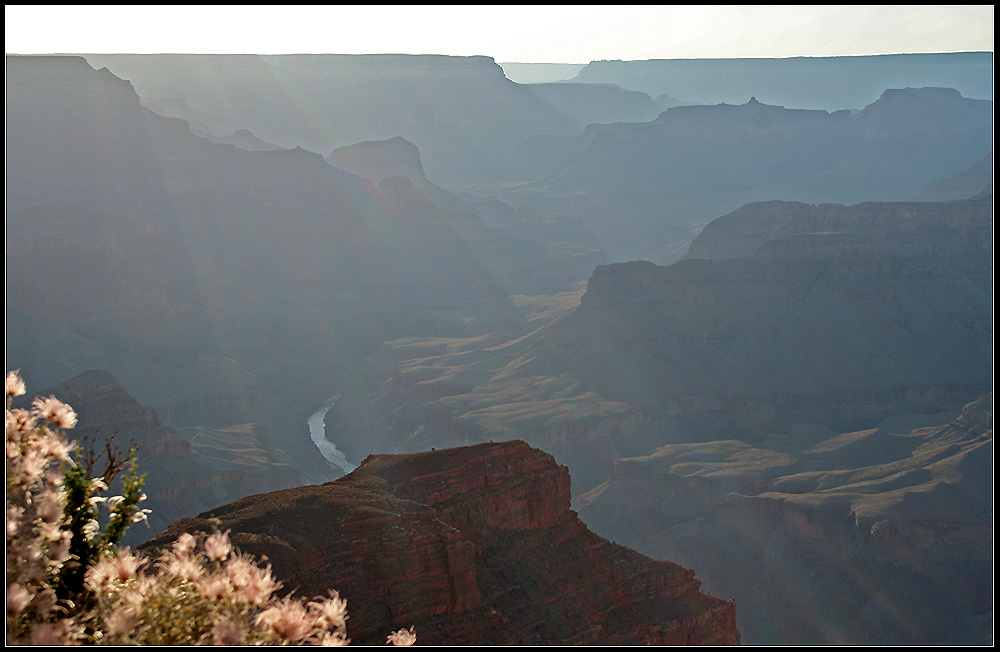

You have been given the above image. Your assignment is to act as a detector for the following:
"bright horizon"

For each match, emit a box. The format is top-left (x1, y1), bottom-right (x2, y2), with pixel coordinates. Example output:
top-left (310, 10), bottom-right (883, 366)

top-left (5, 5), bottom-right (994, 63)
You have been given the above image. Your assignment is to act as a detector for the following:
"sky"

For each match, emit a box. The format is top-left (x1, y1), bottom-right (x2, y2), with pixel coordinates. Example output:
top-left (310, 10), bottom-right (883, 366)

top-left (5, 5), bottom-right (994, 62)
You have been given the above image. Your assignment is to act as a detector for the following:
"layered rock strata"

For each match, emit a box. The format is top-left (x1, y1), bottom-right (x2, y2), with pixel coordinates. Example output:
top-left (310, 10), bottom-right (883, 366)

top-left (144, 440), bottom-right (740, 645)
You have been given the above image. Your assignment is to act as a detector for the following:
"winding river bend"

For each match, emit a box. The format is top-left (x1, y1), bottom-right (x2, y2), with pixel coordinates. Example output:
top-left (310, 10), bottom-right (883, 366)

top-left (307, 394), bottom-right (356, 476)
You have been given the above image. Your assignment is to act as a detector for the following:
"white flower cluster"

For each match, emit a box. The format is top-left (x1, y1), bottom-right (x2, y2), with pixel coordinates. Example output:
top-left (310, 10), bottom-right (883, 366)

top-left (82, 530), bottom-right (356, 646)
top-left (6, 371), bottom-right (79, 644)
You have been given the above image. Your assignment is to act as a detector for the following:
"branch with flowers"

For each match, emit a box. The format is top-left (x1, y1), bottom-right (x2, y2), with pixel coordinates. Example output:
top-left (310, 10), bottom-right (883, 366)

top-left (5, 370), bottom-right (415, 645)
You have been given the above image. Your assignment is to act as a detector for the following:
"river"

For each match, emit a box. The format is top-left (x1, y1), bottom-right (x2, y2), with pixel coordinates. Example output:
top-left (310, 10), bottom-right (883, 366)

top-left (306, 394), bottom-right (356, 475)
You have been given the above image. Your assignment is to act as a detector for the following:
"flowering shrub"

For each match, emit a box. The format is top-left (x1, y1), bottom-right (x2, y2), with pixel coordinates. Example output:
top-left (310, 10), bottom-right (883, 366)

top-left (5, 370), bottom-right (415, 645)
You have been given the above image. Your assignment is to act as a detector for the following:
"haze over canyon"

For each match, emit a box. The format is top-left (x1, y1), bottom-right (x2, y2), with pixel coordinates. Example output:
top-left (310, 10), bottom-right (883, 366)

top-left (5, 50), bottom-right (993, 644)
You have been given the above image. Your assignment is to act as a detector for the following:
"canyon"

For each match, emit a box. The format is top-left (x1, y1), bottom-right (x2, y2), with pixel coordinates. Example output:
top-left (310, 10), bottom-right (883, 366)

top-left (5, 51), bottom-right (993, 644)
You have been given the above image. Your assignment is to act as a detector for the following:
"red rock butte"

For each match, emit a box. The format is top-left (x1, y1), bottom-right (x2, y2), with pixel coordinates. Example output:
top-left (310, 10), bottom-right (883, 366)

top-left (143, 440), bottom-right (740, 645)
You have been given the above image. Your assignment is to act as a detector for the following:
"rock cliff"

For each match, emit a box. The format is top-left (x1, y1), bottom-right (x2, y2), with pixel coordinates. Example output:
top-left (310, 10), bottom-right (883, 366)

top-left (683, 195), bottom-right (992, 263)
top-left (144, 441), bottom-right (740, 645)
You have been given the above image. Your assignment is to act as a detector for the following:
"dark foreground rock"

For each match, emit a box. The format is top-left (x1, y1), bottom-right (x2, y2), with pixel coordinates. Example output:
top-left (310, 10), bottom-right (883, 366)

top-left (144, 440), bottom-right (740, 645)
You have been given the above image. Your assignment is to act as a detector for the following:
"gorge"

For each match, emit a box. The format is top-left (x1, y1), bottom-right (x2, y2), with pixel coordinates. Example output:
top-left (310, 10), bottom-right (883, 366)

top-left (5, 49), bottom-right (993, 644)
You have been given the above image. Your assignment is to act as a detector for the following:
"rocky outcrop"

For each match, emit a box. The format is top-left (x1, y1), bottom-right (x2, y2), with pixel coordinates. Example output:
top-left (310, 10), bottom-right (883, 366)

top-left (327, 136), bottom-right (426, 183)
top-left (144, 441), bottom-right (740, 645)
